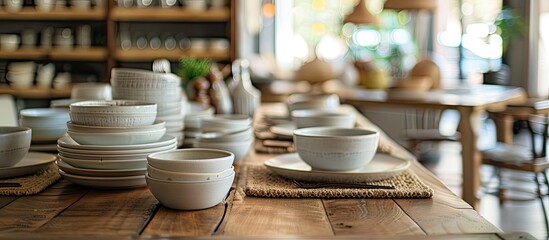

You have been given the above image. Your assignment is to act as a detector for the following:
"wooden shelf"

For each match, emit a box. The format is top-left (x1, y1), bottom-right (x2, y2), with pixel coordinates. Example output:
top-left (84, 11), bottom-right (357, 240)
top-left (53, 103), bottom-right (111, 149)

top-left (0, 84), bottom-right (71, 98)
top-left (0, 7), bottom-right (106, 20)
top-left (0, 47), bottom-right (107, 61)
top-left (115, 49), bottom-right (230, 61)
top-left (111, 7), bottom-right (230, 22)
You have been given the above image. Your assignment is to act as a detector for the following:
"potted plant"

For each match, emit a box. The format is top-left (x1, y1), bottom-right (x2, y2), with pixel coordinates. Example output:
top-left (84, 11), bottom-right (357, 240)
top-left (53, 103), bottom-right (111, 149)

top-left (176, 57), bottom-right (212, 100)
top-left (483, 7), bottom-right (525, 85)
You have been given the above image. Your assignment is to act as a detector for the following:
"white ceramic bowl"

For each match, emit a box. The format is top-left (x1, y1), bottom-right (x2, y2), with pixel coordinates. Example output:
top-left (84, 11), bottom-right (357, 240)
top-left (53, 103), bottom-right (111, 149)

top-left (67, 128), bottom-right (166, 145)
top-left (200, 114), bottom-right (252, 133)
top-left (146, 171), bottom-right (235, 210)
top-left (196, 128), bottom-right (253, 143)
top-left (69, 100), bottom-right (157, 114)
top-left (291, 109), bottom-right (355, 129)
top-left (69, 112), bottom-right (157, 127)
top-left (293, 127), bottom-right (379, 171)
top-left (71, 82), bottom-right (112, 100)
top-left (194, 139), bottom-right (253, 164)
top-left (0, 127), bottom-right (32, 167)
top-left (147, 164), bottom-right (234, 181)
top-left (67, 120), bottom-right (165, 133)
top-left (110, 68), bottom-right (181, 89)
top-left (147, 148), bottom-right (234, 173)
top-left (112, 88), bottom-right (182, 104)
top-left (287, 93), bottom-right (340, 112)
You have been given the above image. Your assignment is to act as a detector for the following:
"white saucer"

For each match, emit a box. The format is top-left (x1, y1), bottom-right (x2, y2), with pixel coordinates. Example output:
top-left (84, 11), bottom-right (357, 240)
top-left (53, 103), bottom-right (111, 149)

top-left (269, 123), bottom-right (296, 139)
top-left (57, 135), bottom-right (177, 151)
top-left (0, 152), bottom-right (57, 179)
top-left (264, 153), bottom-right (410, 183)
top-left (57, 160), bottom-right (146, 177)
top-left (59, 169), bottom-right (147, 189)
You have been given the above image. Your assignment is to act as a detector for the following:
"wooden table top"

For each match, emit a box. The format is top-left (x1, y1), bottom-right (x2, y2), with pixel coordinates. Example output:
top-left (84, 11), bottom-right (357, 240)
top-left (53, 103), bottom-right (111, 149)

top-left (0, 103), bottom-right (532, 239)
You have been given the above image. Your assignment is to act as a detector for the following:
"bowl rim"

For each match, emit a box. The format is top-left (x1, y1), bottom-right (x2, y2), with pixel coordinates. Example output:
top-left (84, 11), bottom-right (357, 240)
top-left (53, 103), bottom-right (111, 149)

top-left (69, 100), bottom-right (157, 109)
top-left (147, 148), bottom-right (234, 163)
top-left (145, 171), bottom-right (235, 184)
top-left (0, 126), bottom-right (32, 134)
top-left (293, 127), bottom-right (378, 139)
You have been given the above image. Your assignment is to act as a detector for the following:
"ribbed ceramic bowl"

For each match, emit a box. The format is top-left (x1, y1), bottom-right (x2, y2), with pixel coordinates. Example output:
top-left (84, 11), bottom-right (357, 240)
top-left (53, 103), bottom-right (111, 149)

top-left (147, 148), bottom-right (234, 173)
top-left (0, 127), bottom-right (32, 167)
top-left (293, 127), bottom-right (379, 171)
top-left (69, 100), bottom-right (157, 114)
top-left (110, 68), bottom-right (181, 89)
top-left (146, 171), bottom-right (235, 210)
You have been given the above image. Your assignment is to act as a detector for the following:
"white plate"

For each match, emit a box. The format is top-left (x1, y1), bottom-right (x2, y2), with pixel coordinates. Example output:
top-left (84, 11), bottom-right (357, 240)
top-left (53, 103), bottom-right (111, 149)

top-left (57, 159), bottom-right (146, 177)
top-left (269, 123), bottom-right (296, 138)
top-left (56, 142), bottom-right (177, 155)
top-left (0, 152), bottom-right (57, 179)
top-left (59, 169), bottom-right (146, 189)
top-left (264, 153), bottom-right (411, 183)
top-left (58, 155), bottom-right (147, 170)
top-left (57, 135), bottom-right (177, 151)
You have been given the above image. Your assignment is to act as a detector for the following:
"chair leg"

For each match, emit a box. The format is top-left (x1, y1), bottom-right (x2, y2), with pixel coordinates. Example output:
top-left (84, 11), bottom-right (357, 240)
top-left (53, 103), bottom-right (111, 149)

top-left (497, 169), bottom-right (506, 205)
top-left (535, 172), bottom-right (549, 235)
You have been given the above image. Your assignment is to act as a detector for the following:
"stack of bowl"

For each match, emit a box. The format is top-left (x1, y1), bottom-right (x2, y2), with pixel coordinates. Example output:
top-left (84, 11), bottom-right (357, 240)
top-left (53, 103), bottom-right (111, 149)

top-left (194, 114), bottom-right (254, 164)
top-left (110, 68), bottom-right (185, 146)
top-left (19, 108), bottom-right (70, 143)
top-left (182, 101), bottom-right (214, 147)
top-left (6, 61), bottom-right (35, 89)
top-left (146, 148), bottom-right (235, 210)
top-left (56, 100), bottom-right (177, 189)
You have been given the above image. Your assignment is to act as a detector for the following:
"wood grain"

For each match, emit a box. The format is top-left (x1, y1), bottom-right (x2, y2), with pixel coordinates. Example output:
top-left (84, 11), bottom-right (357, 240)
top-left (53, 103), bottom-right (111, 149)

top-left (0, 181), bottom-right (88, 231)
top-left (324, 199), bottom-right (425, 236)
top-left (36, 187), bottom-right (156, 236)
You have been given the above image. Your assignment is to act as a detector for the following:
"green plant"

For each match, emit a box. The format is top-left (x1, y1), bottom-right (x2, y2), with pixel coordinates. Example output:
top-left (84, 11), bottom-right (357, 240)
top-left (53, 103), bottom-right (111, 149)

top-left (494, 7), bottom-right (526, 54)
top-left (177, 57), bottom-right (212, 87)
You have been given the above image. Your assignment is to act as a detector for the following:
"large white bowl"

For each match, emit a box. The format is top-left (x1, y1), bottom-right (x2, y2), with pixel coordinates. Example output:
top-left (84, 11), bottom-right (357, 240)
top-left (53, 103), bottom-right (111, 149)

top-left (69, 112), bottom-right (157, 127)
top-left (146, 171), bottom-right (235, 210)
top-left (147, 164), bottom-right (234, 181)
top-left (291, 109), bottom-right (355, 129)
top-left (20, 108), bottom-right (70, 122)
top-left (196, 128), bottom-right (253, 143)
top-left (67, 128), bottom-right (166, 146)
top-left (147, 148), bottom-right (234, 173)
top-left (112, 88), bottom-right (182, 104)
top-left (67, 120), bottom-right (165, 133)
top-left (201, 114), bottom-right (252, 132)
top-left (194, 139), bottom-right (253, 164)
top-left (293, 127), bottom-right (379, 171)
top-left (0, 127), bottom-right (32, 167)
top-left (69, 100), bottom-right (157, 114)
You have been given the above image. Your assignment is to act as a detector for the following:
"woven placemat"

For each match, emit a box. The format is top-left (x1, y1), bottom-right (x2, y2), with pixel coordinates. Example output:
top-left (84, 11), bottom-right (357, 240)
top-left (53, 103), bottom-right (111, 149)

top-left (245, 165), bottom-right (433, 198)
top-left (0, 163), bottom-right (61, 196)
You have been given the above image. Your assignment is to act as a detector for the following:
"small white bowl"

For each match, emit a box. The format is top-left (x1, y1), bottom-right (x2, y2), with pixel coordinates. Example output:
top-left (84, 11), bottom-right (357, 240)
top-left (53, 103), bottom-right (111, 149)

top-left (194, 139), bottom-right (253, 164)
top-left (67, 128), bottom-right (166, 146)
top-left (293, 127), bottom-right (379, 171)
top-left (146, 171), bottom-right (235, 210)
top-left (147, 164), bottom-right (234, 181)
top-left (287, 93), bottom-right (340, 112)
top-left (147, 148), bottom-right (234, 173)
top-left (196, 128), bottom-right (253, 143)
top-left (200, 114), bottom-right (252, 133)
top-left (0, 127), bottom-right (32, 167)
top-left (291, 109), bottom-right (355, 129)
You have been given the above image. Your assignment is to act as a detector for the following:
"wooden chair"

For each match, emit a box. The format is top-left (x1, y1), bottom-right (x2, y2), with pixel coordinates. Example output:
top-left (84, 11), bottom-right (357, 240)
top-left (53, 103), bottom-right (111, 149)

top-left (482, 99), bottom-right (549, 234)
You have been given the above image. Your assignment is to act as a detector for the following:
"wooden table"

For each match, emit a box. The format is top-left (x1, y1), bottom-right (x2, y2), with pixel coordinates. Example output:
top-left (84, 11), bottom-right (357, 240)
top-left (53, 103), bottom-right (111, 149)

top-left (0, 103), bottom-right (531, 239)
top-left (323, 81), bottom-right (527, 210)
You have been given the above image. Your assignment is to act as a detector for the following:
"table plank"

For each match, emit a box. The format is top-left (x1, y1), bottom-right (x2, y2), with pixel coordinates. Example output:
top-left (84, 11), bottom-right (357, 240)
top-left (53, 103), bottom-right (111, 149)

top-left (0, 180), bottom-right (88, 231)
top-left (36, 186), bottom-right (156, 236)
top-left (323, 199), bottom-right (425, 236)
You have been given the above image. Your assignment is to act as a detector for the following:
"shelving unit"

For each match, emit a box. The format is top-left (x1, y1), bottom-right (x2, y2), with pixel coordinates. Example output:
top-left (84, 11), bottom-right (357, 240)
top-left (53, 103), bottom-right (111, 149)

top-left (0, 0), bottom-right (236, 99)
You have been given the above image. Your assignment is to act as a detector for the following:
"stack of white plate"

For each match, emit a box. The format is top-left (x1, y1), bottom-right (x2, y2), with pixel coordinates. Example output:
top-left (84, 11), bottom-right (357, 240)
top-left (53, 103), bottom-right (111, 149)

top-left (56, 100), bottom-right (177, 189)
top-left (6, 61), bottom-right (35, 89)
top-left (182, 101), bottom-right (214, 147)
top-left (193, 114), bottom-right (254, 164)
top-left (57, 135), bottom-right (177, 189)
top-left (110, 68), bottom-right (185, 147)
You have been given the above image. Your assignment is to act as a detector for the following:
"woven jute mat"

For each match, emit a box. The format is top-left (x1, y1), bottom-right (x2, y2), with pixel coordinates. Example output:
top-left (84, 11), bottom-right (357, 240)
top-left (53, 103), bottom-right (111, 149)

top-left (245, 165), bottom-right (433, 198)
top-left (0, 163), bottom-right (61, 196)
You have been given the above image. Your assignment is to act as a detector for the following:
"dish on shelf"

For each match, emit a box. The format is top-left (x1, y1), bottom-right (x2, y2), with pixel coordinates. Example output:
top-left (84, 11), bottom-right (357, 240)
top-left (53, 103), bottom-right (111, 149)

top-left (0, 152), bottom-right (57, 179)
top-left (264, 153), bottom-right (411, 183)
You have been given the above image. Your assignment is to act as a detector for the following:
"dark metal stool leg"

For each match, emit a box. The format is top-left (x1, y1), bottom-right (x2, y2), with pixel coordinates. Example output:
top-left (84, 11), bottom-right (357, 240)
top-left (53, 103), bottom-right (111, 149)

top-left (535, 172), bottom-right (549, 235)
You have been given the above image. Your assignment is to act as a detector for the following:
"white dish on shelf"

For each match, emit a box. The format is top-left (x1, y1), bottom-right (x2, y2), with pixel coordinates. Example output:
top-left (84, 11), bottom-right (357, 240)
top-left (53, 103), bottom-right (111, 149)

top-left (57, 135), bottom-right (177, 151)
top-left (59, 169), bottom-right (146, 189)
top-left (263, 153), bottom-right (411, 183)
top-left (57, 159), bottom-right (146, 177)
top-left (0, 152), bottom-right (57, 179)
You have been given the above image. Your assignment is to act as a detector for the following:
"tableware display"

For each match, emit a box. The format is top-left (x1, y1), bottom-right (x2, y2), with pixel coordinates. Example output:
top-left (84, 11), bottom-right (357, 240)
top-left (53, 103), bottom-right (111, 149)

top-left (291, 109), bottom-right (355, 129)
top-left (0, 152), bottom-right (57, 179)
top-left (19, 108), bottom-right (70, 142)
top-left (0, 127), bottom-right (32, 167)
top-left (264, 153), bottom-right (410, 182)
top-left (293, 127), bottom-right (379, 171)
top-left (147, 148), bottom-right (234, 173)
top-left (286, 93), bottom-right (340, 112)
top-left (146, 171), bottom-right (234, 210)
top-left (59, 169), bottom-right (147, 189)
